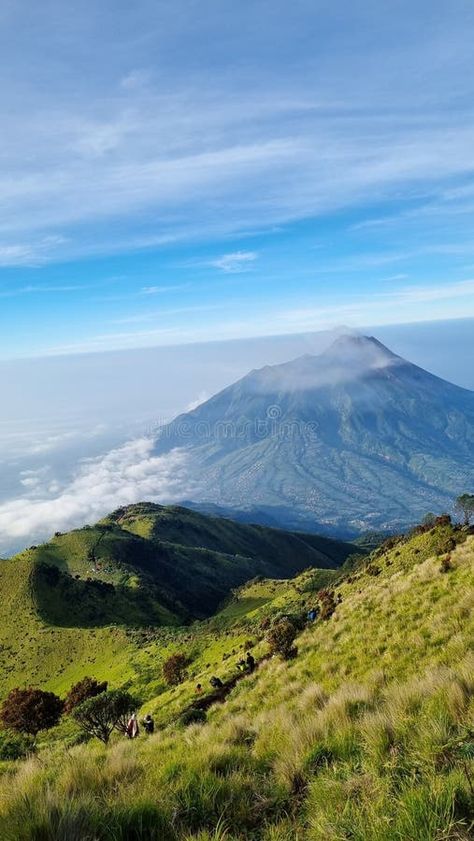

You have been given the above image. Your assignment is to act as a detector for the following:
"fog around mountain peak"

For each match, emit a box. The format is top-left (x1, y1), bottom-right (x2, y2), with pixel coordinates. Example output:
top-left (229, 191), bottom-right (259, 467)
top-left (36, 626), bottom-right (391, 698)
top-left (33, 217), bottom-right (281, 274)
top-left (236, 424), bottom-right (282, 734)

top-left (235, 333), bottom-right (406, 396)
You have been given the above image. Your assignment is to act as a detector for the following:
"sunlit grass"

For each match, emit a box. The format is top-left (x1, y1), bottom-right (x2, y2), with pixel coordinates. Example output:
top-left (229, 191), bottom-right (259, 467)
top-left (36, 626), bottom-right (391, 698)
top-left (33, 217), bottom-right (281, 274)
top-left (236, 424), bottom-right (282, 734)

top-left (0, 526), bottom-right (472, 839)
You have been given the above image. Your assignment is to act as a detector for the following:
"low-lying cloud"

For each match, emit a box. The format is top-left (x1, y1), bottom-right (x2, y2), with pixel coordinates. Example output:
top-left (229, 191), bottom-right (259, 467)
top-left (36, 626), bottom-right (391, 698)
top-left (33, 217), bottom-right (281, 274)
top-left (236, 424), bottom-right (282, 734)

top-left (0, 437), bottom-right (196, 556)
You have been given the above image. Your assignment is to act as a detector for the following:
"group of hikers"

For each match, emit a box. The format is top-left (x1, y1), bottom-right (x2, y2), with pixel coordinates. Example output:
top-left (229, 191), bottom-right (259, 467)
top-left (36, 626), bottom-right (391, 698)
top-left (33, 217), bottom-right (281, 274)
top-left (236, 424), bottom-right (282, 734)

top-left (125, 712), bottom-right (155, 738)
top-left (125, 650), bottom-right (257, 738)
top-left (206, 650), bottom-right (255, 692)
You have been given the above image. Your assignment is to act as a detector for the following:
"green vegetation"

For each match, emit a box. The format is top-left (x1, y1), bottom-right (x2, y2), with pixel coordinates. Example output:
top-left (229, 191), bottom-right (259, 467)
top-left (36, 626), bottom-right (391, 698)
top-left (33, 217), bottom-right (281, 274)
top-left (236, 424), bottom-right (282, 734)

top-left (72, 689), bottom-right (139, 745)
top-left (0, 509), bottom-right (472, 839)
top-left (455, 494), bottom-right (474, 525)
top-left (64, 676), bottom-right (108, 714)
top-left (0, 503), bottom-right (351, 698)
top-left (0, 687), bottom-right (63, 736)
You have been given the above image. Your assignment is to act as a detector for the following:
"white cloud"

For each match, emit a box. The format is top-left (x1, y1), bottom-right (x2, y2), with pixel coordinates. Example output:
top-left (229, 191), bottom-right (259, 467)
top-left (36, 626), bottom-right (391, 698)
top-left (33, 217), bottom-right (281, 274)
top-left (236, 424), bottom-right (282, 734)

top-left (0, 437), bottom-right (197, 553)
top-left (0, 235), bottom-right (67, 267)
top-left (210, 251), bottom-right (258, 273)
top-left (140, 284), bottom-right (188, 295)
top-left (186, 391), bottom-right (209, 411)
top-left (119, 68), bottom-right (152, 91)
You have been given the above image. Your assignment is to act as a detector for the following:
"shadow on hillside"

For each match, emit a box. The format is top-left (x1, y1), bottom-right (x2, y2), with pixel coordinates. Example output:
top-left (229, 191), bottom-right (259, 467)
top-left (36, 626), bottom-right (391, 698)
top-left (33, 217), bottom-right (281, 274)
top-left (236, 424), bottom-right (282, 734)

top-left (31, 561), bottom-right (181, 629)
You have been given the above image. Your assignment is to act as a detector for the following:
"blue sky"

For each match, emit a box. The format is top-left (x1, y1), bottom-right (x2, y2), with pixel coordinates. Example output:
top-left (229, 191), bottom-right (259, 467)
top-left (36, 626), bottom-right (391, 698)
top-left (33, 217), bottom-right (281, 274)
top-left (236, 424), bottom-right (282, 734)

top-left (1, 0), bottom-right (474, 357)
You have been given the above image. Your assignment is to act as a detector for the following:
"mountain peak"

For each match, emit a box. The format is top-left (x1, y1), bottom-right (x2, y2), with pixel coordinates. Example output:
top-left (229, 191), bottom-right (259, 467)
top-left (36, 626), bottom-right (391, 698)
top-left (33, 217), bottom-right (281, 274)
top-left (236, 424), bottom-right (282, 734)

top-left (321, 333), bottom-right (399, 363)
top-left (242, 333), bottom-right (402, 394)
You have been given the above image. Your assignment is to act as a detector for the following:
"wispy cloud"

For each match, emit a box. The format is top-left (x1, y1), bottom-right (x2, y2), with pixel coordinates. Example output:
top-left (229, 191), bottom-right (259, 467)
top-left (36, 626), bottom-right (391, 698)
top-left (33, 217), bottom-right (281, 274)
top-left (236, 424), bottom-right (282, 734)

top-left (0, 2), bottom-right (472, 268)
top-left (119, 68), bottom-right (152, 91)
top-left (0, 284), bottom-right (86, 299)
top-left (30, 275), bottom-right (474, 357)
top-left (209, 251), bottom-right (258, 273)
top-left (140, 283), bottom-right (189, 295)
top-left (0, 236), bottom-right (67, 267)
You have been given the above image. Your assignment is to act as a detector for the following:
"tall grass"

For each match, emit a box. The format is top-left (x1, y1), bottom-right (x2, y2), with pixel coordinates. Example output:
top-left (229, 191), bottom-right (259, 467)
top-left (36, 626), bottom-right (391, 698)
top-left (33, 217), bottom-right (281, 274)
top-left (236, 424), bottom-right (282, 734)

top-left (0, 657), bottom-right (472, 840)
top-left (0, 528), bottom-right (471, 839)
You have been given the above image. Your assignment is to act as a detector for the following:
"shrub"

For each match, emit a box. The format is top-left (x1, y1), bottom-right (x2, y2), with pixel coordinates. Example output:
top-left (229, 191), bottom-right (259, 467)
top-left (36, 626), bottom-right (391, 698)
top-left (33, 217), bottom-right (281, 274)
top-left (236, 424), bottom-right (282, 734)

top-left (0, 729), bottom-right (35, 760)
top-left (0, 688), bottom-right (63, 736)
top-left (440, 555), bottom-right (452, 573)
top-left (318, 589), bottom-right (337, 620)
top-left (64, 676), bottom-right (108, 714)
top-left (72, 689), bottom-right (140, 744)
top-left (163, 653), bottom-right (189, 686)
top-left (267, 618), bottom-right (298, 659)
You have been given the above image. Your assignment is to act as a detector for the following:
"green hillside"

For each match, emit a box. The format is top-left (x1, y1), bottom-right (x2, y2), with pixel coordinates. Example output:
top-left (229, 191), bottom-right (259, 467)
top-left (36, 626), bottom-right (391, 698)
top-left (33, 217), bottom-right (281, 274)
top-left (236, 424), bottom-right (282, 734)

top-left (0, 504), bottom-right (351, 697)
top-left (0, 516), bottom-right (472, 840)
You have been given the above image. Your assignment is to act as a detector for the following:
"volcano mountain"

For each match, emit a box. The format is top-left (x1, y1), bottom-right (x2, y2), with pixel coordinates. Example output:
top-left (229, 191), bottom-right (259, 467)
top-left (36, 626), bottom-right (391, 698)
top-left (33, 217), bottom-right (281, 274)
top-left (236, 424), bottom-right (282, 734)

top-left (154, 335), bottom-right (474, 533)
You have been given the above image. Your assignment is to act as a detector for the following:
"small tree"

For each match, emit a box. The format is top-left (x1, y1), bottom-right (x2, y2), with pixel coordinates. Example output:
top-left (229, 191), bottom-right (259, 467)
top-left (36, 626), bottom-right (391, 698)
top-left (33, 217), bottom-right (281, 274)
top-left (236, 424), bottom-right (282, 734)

top-left (0, 688), bottom-right (63, 737)
top-left (267, 618), bottom-right (298, 659)
top-left (318, 589), bottom-right (338, 620)
top-left (454, 494), bottom-right (474, 526)
top-left (0, 730), bottom-right (35, 760)
top-left (72, 689), bottom-right (139, 744)
top-left (163, 653), bottom-right (189, 686)
top-left (64, 676), bottom-right (108, 714)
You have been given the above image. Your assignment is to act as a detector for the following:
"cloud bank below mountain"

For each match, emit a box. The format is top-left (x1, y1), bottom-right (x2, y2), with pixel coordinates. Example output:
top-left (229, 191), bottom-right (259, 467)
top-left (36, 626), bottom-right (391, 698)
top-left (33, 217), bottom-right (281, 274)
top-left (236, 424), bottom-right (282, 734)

top-left (0, 438), bottom-right (194, 555)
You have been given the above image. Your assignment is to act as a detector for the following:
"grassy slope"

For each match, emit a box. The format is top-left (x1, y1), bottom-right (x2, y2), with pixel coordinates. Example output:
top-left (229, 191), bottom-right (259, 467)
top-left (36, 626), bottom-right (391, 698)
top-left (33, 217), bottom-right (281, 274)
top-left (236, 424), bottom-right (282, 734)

top-left (0, 554), bottom-right (134, 698)
top-left (0, 523), bottom-right (471, 840)
top-left (0, 504), bottom-right (351, 697)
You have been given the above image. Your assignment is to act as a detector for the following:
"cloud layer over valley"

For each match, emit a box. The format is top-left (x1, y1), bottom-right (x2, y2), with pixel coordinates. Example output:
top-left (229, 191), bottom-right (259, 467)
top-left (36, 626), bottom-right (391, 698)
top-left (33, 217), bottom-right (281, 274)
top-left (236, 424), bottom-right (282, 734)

top-left (0, 438), bottom-right (194, 556)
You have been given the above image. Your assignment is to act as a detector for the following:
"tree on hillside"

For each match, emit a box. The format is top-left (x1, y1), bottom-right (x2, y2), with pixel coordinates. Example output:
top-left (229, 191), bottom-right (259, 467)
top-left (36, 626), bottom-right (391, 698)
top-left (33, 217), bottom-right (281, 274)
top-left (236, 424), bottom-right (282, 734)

top-left (72, 689), bottom-right (139, 744)
top-left (163, 653), bottom-right (189, 686)
top-left (454, 494), bottom-right (474, 526)
top-left (0, 688), bottom-right (63, 737)
top-left (266, 618), bottom-right (298, 660)
top-left (318, 589), bottom-right (338, 620)
top-left (64, 676), bottom-right (108, 714)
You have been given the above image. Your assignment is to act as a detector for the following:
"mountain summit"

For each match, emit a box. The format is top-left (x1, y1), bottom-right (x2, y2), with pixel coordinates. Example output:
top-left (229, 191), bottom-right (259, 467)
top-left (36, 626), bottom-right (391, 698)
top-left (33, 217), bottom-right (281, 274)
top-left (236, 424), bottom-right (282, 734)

top-left (155, 335), bottom-right (474, 533)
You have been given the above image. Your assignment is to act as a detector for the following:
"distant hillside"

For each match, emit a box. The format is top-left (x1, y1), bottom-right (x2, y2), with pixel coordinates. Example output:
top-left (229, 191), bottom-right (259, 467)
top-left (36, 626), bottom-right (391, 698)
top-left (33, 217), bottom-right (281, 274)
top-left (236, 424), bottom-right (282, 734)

top-left (0, 503), bottom-right (352, 696)
top-left (155, 334), bottom-right (474, 533)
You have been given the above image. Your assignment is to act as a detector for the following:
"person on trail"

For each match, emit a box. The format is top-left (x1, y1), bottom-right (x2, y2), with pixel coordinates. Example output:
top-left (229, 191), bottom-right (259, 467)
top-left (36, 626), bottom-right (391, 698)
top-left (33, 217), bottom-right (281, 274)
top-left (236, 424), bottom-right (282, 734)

top-left (246, 652), bottom-right (255, 673)
top-left (210, 676), bottom-right (224, 689)
top-left (126, 713), bottom-right (139, 739)
top-left (237, 658), bottom-right (246, 672)
top-left (195, 683), bottom-right (203, 693)
top-left (143, 713), bottom-right (154, 735)
top-left (307, 608), bottom-right (318, 623)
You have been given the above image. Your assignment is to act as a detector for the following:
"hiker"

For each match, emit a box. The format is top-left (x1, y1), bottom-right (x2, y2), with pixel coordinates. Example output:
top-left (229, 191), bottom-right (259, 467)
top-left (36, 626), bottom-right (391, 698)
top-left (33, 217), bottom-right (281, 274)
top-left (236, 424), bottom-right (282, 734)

top-left (195, 683), bottom-right (203, 694)
top-left (307, 608), bottom-right (318, 622)
top-left (246, 652), bottom-right (255, 673)
top-left (237, 658), bottom-right (247, 672)
top-left (143, 713), bottom-right (154, 735)
top-left (125, 712), bottom-right (139, 739)
top-left (210, 676), bottom-right (224, 689)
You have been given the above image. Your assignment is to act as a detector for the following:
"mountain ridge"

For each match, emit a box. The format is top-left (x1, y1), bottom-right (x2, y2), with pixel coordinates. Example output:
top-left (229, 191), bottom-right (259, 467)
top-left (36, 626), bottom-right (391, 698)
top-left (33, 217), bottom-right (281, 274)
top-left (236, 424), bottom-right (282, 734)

top-left (0, 502), bottom-right (353, 696)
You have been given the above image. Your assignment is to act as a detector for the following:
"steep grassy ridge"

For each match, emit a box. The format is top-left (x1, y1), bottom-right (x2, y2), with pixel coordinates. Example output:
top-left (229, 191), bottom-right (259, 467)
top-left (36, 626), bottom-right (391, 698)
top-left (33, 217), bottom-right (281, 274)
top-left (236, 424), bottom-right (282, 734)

top-left (0, 522), bottom-right (471, 840)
